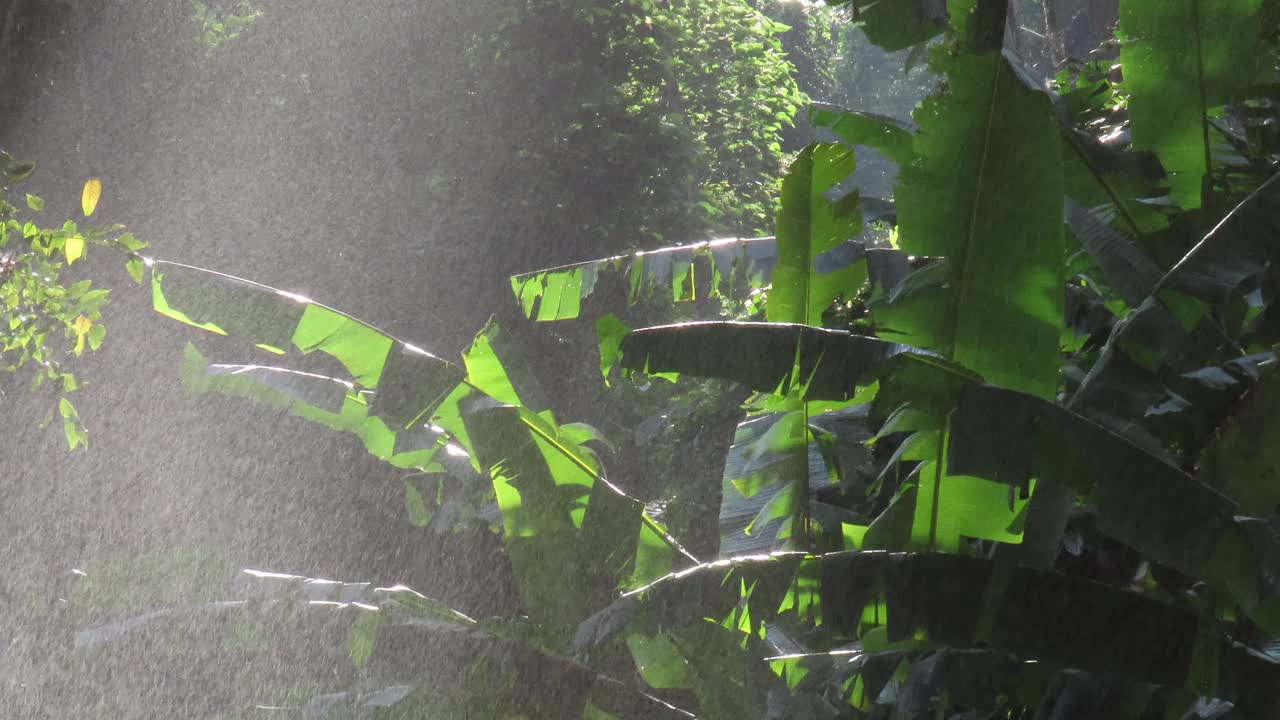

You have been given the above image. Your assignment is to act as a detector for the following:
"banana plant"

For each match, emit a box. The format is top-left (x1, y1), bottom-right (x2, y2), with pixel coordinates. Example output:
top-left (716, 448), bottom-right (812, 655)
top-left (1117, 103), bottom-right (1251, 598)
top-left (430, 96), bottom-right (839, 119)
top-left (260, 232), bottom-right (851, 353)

top-left (144, 257), bottom-right (697, 679)
top-left (511, 1), bottom-right (1280, 716)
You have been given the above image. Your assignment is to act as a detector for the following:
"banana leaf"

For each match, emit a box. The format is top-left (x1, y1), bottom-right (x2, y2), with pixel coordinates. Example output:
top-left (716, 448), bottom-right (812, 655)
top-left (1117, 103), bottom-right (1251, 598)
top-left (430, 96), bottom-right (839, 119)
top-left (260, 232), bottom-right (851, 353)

top-left (719, 405), bottom-right (873, 556)
top-left (178, 343), bottom-right (447, 470)
top-left (605, 550), bottom-right (1280, 713)
top-left (1065, 200), bottom-right (1164, 308)
top-left (67, 568), bottom-right (692, 720)
top-left (889, 45), bottom-right (1064, 399)
top-left (151, 260), bottom-right (463, 428)
top-left (620, 321), bottom-right (900, 401)
top-left (767, 142), bottom-right (864, 326)
top-left (1197, 363), bottom-right (1280, 518)
top-left (151, 262), bottom-right (692, 634)
top-left (1120, 0), bottom-right (1272, 210)
top-left (1072, 173), bottom-right (1280, 438)
top-left (809, 104), bottom-right (915, 168)
top-left (828, 0), bottom-right (949, 51)
top-left (509, 235), bottom-right (778, 322)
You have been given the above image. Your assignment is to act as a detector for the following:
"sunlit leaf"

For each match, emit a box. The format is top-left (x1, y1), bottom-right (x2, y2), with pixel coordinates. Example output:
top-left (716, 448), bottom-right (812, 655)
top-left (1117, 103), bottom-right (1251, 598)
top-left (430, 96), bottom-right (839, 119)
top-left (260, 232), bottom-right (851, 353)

top-left (829, 0), bottom-right (948, 51)
top-left (71, 314), bottom-right (92, 356)
top-left (1121, 0), bottom-right (1269, 209)
top-left (809, 104), bottom-right (914, 167)
top-left (125, 257), bottom-right (144, 285)
top-left (767, 142), bottom-right (862, 326)
top-left (595, 313), bottom-right (629, 383)
top-left (890, 47), bottom-right (1064, 399)
top-left (626, 632), bottom-right (692, 689)
top-left (64, 234), bottom-right (85, 265)
top-left (509, 235), bottom-right (778, 321)
top-left (81, 178), bottom-right (102, 217)
top-left (149, 260), bottom-right (464, 426)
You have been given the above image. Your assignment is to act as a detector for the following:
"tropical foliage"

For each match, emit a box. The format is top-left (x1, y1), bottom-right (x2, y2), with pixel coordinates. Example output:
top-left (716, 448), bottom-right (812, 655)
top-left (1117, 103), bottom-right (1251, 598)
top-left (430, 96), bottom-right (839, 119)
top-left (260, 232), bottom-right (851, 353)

top-left (26, 0), bottom-right (1280, 718)
top-left (410, 0), bottom-right (809, 258)
top-left (0, 153), bottom-right (144, 449)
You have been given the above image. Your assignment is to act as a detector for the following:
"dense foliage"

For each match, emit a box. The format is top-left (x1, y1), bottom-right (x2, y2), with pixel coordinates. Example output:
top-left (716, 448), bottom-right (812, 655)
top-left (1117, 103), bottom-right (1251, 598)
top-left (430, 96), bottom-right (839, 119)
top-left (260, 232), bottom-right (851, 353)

top-left (416, 0), bottom-right (808, 253)
top-left (0, 155), bottom-right (143, 449)
top-left (19, 0), bottom-right (1280, 718)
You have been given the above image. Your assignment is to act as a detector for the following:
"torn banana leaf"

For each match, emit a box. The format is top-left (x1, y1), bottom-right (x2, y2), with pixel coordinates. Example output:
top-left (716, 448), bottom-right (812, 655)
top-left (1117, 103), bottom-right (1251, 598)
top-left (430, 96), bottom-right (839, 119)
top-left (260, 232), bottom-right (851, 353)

top-left (179, 343), bottom-right (447, 470)
top-left (948, 382), bottom-right (1280, 634)
top-left (720, 405), bottom-right (873, 556)
top-left (1073, 173), bottom-right (1280, 438)
top-left (607, 550), bottom-right (1280, 713)
top-left (767, 142), bottom-right (863, 326)
top-left (151, 260), bottom-right (463, 428)
top-left (461, 400), bottom-right (690, 632)
top-left (1065, 200), bottom-right (1163, 308)
top-left (69, 568), bottom-right (692, 720)
top-left (827, 0), bottom-right (949, 51)
top-left (509, 235), bottom-right (778, 322)
top-left (620, 321), bottom-right (900, 401)
top-left (809, 104), bottom-right (914, 167)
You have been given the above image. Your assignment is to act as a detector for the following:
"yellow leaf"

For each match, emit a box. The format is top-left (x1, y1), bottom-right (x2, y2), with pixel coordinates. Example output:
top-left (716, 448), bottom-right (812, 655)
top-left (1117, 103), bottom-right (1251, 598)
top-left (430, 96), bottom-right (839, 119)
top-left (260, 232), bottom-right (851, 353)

top-left (82, 177), bottom-right (102, 217)
top-left (72, 314), bottom-right (92, 356)
top-left (64, 234), bottom-right (85, 265)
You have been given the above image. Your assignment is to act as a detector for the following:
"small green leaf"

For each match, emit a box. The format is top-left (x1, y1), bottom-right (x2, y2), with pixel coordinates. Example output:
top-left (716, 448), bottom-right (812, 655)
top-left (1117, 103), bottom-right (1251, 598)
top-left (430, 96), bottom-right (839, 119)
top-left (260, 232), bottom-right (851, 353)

top-left (346, 611), bottom-right (382, 667)
top-left (404, 479), bottom-right (434, 528)
top-left (25, 193), bottom-right (43, 211)
top-left (126, 257), bottom-right (144, 285)
top-left (59, 397), bottom-right (75, 419)
top-left (118, 232), bottom-right (144, 252)
top-left (6, 160), bottom-right (34, 182)
top-left (63, 417), bottom-right (80, 450)
top-left (72, 315), bottom-right (92, 356)
top-left (596, 314), bottom-right (630, 383)
top-left (64, 235), bottom-right (85, 265)
top-left (88, 324), bottom-right (106, 351)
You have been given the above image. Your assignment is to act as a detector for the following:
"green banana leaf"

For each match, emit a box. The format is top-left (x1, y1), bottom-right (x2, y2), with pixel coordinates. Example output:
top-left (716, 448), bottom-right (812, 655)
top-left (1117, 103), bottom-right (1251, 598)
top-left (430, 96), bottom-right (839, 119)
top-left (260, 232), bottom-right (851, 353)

top-left (1197, 363), bottom-right (1280, 518)
top-left (766, 142), bottom-right (864, 326)
top-left (947, 382), bottom-right (1280, 634)
top-left (179, 343), bottom-right (446, 470)
top-left (889, 45), bottom-right (1064, 399)
top-left (619, 321), bottom-right (899, 401)
top-left (809, 104), bottom-right (915, 167)
top-left (1120, 0), bottom-right (1271, 210)
top-left (151, 260), bottom-right (463, 428)
top-left (1072, 172), bottom-right (1280, 439)
top-left (828, 0), bottom-right (949, 51)
top-left (603, 550), bottom-right (1280, 713)
top-left (67, 567), bottom-right (692, 719)
top-left (508, 235), bottom-right (777, 322)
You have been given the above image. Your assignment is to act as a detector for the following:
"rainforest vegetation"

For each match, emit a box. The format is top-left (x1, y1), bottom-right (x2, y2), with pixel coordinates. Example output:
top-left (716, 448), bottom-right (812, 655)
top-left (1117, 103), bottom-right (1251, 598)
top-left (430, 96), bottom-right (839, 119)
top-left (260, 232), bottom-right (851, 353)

top-left (5, 0), bottom-right (1280, 718)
